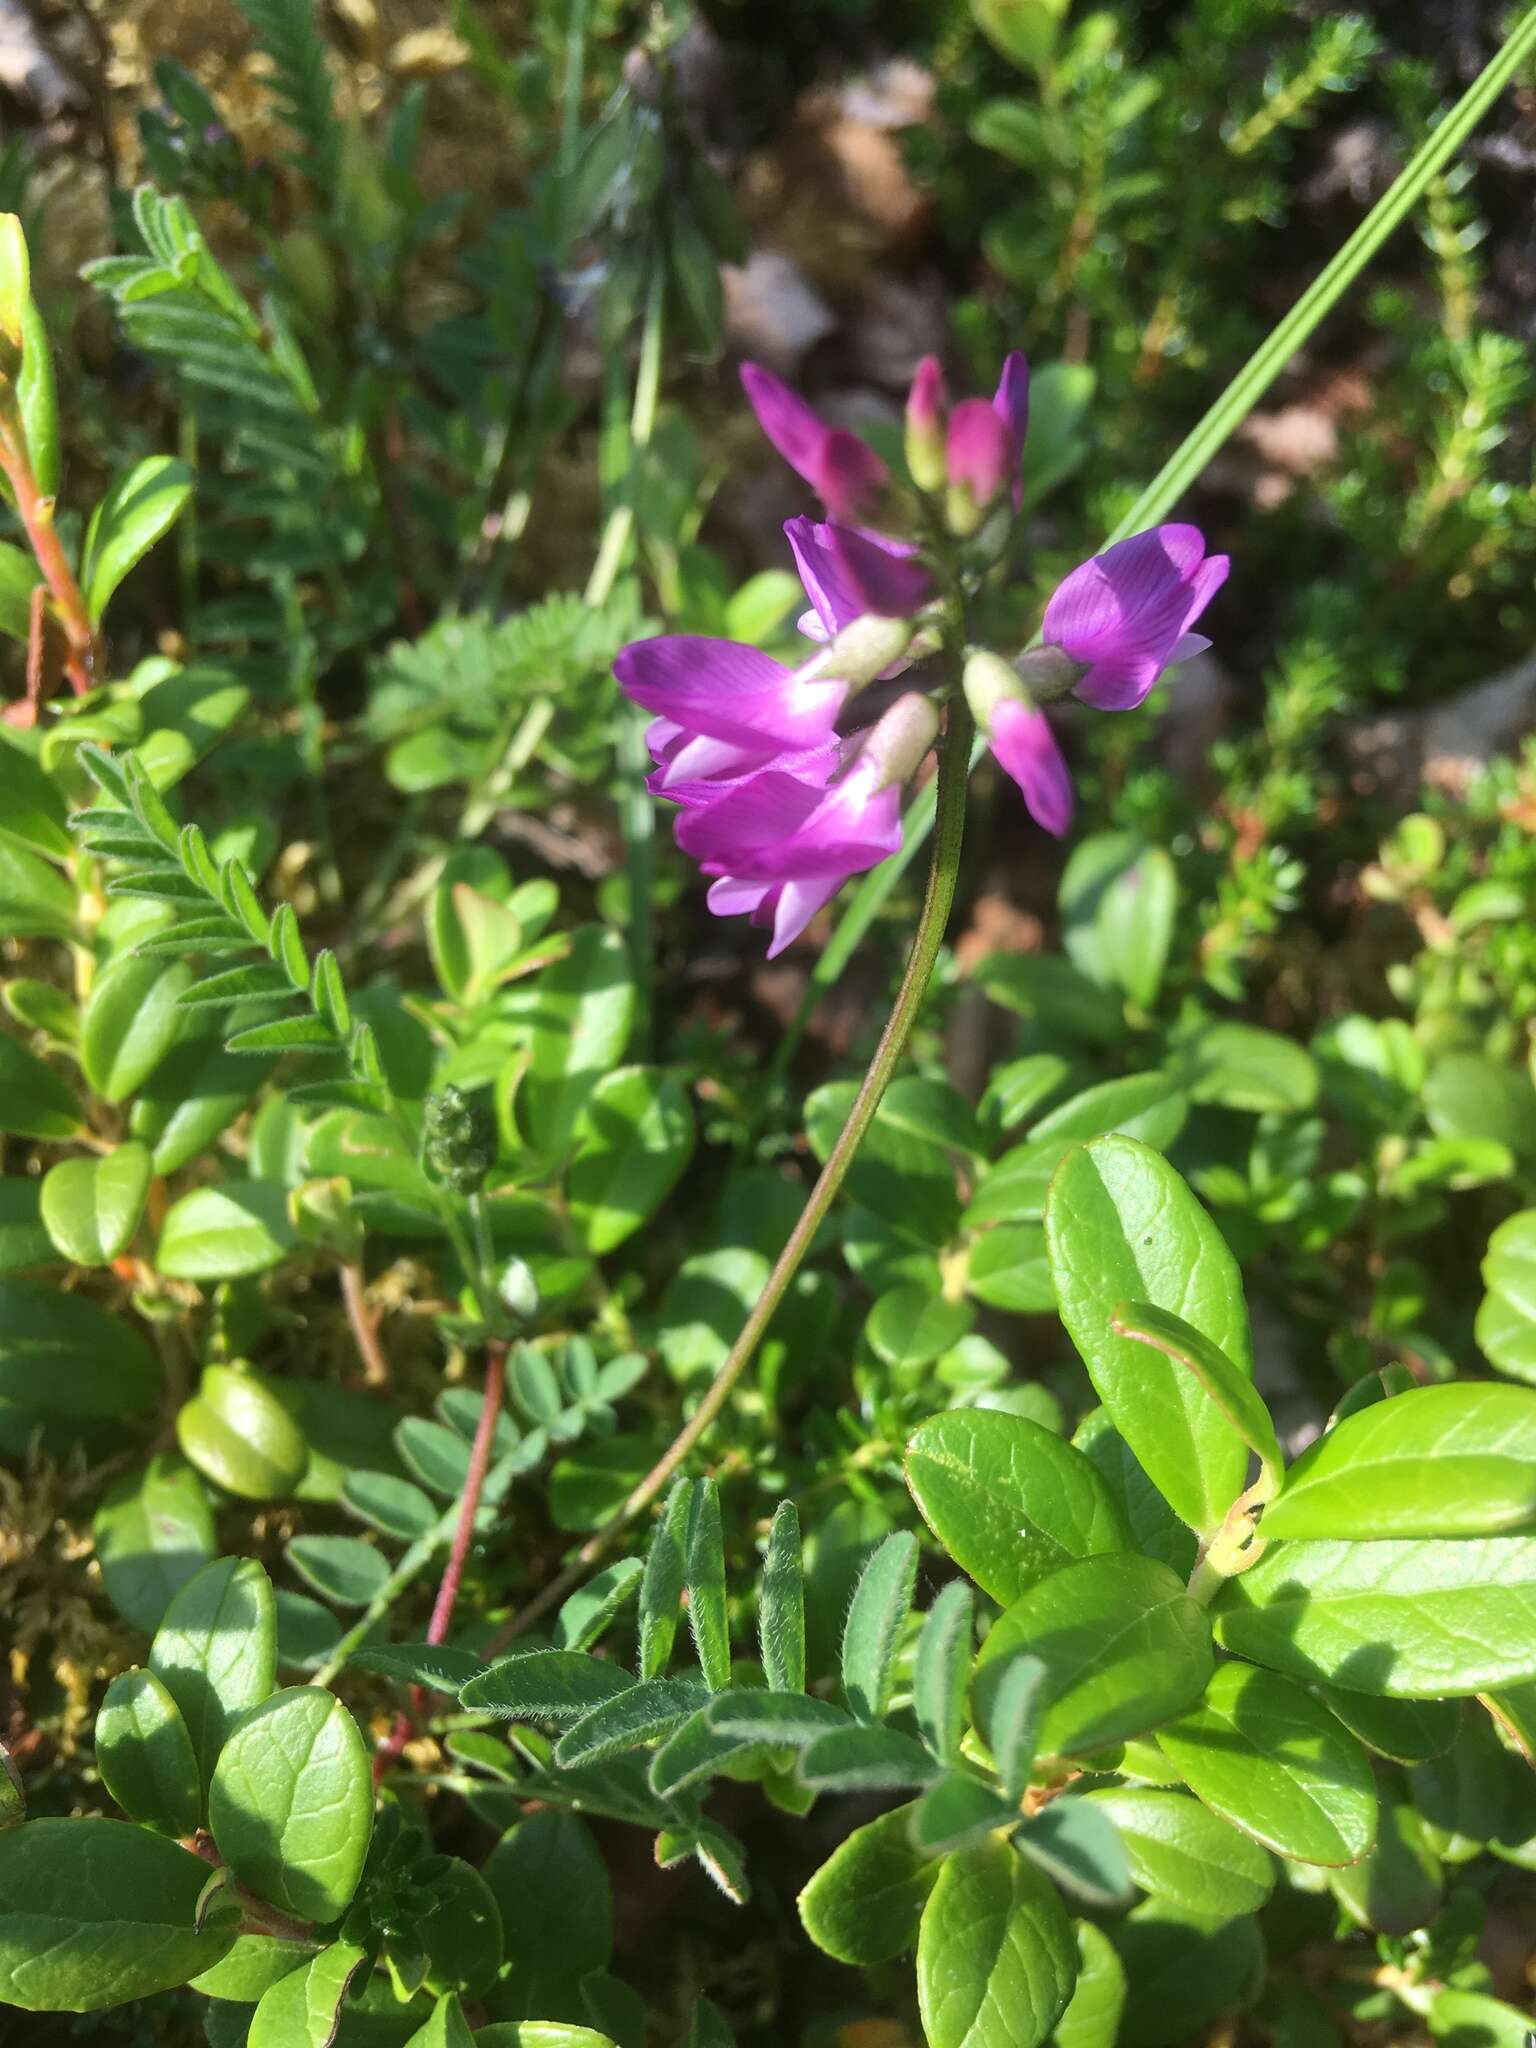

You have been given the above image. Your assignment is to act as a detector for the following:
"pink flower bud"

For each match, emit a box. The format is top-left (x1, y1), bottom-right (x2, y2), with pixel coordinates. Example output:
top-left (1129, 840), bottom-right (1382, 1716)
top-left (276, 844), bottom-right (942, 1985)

top-left (905, 355), bottom-right (949, 491)
top-left (945, 399), bottom-right (1014, 534)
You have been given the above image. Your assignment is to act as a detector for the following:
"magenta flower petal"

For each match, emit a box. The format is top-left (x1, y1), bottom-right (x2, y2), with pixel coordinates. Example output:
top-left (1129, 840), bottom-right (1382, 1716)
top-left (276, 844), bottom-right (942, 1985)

top-left (826, 524), bottom-right (933, 619)
top-left (616, 636), bottom-right (847, 752)
top-left (740, 362), bottom-right (887, 519)
top-left (989, 699), bottom-right (1073, 837)
top-left (946, 398), bottom-right (1014, 510)
top-left (677, 763), bottom-right (902, 883)
top-left (705, 873), bottom-right (843, 957)
top-left (654, 734), bottom-right (840, 808)
top-left (992, 351), bottom-right (1029, 452)
top-left (786, 517), bottom-right (865, 640)
top-left (1043, 524), bottom-right (1229, 713)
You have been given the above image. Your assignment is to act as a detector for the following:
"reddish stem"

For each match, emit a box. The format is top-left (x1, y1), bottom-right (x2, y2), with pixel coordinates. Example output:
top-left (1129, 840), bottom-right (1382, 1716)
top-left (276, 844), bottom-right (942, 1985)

top-left (373, 1341), bottom-right (506, 1785)
top-left (339, 1260), bottom-right (389, 1387)
top-left (0, 413), bottom-right (96, 696)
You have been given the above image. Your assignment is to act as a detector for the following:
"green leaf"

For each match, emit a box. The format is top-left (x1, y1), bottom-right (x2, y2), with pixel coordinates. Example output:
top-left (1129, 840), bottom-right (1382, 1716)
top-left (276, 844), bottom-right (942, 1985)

top-left (798, 1802), bottom-right (937, 1965)
top-left (806, 1078), bottom-right (961, 1245)
top-left (1263, 1382), bottom-right (1536, 1540)
top-left (909, 1773), bottom-right (1018, 1855)
top-left (343, 1470), bottom-right (439, 1541)
top-left (1171, 1020), bottom-right (1319, 1114)
top-left (1073, 1410), bottom-right (1197, 1579)
top-left (248, 1941), bottom-right (369, 2048)
top-left (18, 295), bottom-right (58, 498)
top-left (1213, 1536), bottom-right (1536, 1695)
top-left (800, 1724), bottom-right (939, 1792)
top-left (483, 1811), bottom-right (612, 2019)
top-left (0, 1816), bottom-right (237, 2010)
top-left (459, 1649), bottom-right (634, 1721)
top-left (637, 1483), bottom-right (689, 1682)
top-left (1429, 1988), bottom-right (1535, 2047)
top-left (554, 1678), bottom-right (707, 1769)
top-left (179, 963), bottom-right (295, 1008)
top-left (0, 1177), bottom-right (51, 1273)
top-left (1111, 1900), bottom-right (1263, 2048)
top-left (209, 1687), bottom-right (372, 1922)
top-left (685, 1477), bottom-right (732, 1692)
top-left (1017, 1798), bottom-right (1133, 1910)
top-left (554, 1558), bottom-right (644, 1653)
top-left (0, 835), bottom-right (74, 939)
top-left (916, 1836), bottom-right (1077, 2048)
top-left (94, 1453), bottom-right (215, 1631)
top-left (704, 1689), bottom-right (851, 1746)
top-left (1478, 1208), bottom-right (1536, 1384)
top-left (1158, 1660), bottom-right (1376, 1864)
top-left (0, 1276), bottom-right (160, 1420)
top-left (149, 1556), bottom-right (277, 1795)
top-left (905, 1410), bottom-right (1130, 1606)
top-left (842, 1529), bottom-right (919, 1721)
top-left (967, 1222), bottom-right (1055, 1311)
top-left (189, 1933), bottom-right (316, 2001)
top-left (81, 455), bottom-right (193, 624)
top-left (420, 1857), bottom-right (503, 1998)
top-left (286, 1534), bottom-right (391, 1607)
top-left (176, 1364), bottom-right (309, 1500)
top-left (95, 1668), bottom-right (202, 1836)
top-left (227, 1015), bottom-right (338, 1055)
top-left (980, 1652), bottom-right (1045, 1805)
top-left (1060, 835), bottom-right (1177, 1008)
top-left (567, 1067), bottom-right (694, 1253)
top-left (1045, 1137), bottom-right (1253, 1535)
top-left (1329, 1800), bottom-right (1442, 1936)
top-left (964, 1074), bottom-right (1188, 1229)
top-left (974, 1554), bottom-right (1212, 1760)
top-left (405, 1995), bottom-right (476, 2048)
top-left (759, 1499), bottom-right (805, 1692)
top-left (913, 1580), bottom-right (975, 1765)
top-left (524, 926), bottom-right (636, 1156)
top-left (1051, 1921), bottom-right (1127, 2048)
top-left (1314, 1687), bottom-right (1458, 1766)
top-left (972, 0), bottom-right (1071, 74)
top-left (477, 2029), bottom-right (618, 2048)
top-left (647, 1707), bottom-right (759, 1798)
top-left (1425, 1051), bottom-right (1536, 1158)
top-left (157, 1181), bottom-right (298, 1279)
top-left (351, 1643), bottom-right (480, 1692)
top-left (0, 738), bottom-right (68, 855)
top-left (867, 1288), bottom-right (974, 1373)
top-left (0, 1031), bottom-right (80, 1139)
top-left (1081, 1789), bottom-right (1273, 1917)
top-left (1109, 1302), bottom-right (1283, 1503)
top-left (80, 953), bottom-right (191, 1102)
top-left (0, 541), bottom-right (38, 643)
top-left (40, 1141), bottom-right (151, 1266)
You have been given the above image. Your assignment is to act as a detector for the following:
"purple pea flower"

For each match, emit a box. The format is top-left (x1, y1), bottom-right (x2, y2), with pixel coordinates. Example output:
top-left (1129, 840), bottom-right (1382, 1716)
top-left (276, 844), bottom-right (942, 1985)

top-left (786, 516), bottom-right (933, 641)
top-left (946, 398), bottom-right (1016, 530)
top-left (615, 637), bottom-right (851, 766)
top-left (989, 699), bottom-right (1073, 838)
top-left (740, 363), bottom-right (889, 521)
top-left (1043, 523), bottom-right (1229, 712)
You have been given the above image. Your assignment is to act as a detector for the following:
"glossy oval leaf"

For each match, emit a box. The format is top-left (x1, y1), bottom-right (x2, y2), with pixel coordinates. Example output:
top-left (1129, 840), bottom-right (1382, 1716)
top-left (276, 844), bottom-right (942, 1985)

top-left (149, 1556), bottom-right (277, 1795)
top-left (524, 927), bottom-right (636, 1157)
top-left (1158, 1661), bottom-right (1377, 1865)
top-left (79, 953), bottom-right (191, 1103)
top-left (286, 1534), bottom-right (391, 1607)
top-left (0, 737), bottom-right (69, 856)
top-left (1213, 1536), bottom-right (1536, 1696)
top-left (905, 1408), bottom-right (1129, 1605)
top-left (1083, 1787), bottom-right (1273, 1916)
top-left (157, 1182), bottom-right (298, 1280)
top-left (0, 1031), bottom-right (80, 1139)
top-left (964, 1074), bottom-right (1188, 1228)
top-left (209, 1687), bottom-right (372, 1922)
top-left (1046, 1137), bottom-right (1253, 1536)
top-left (94, 1452), bottom-right (216, 1632)
top-left (40, 1141), bottom-right (152, 1266)
top-left (0, 1816), bottom-right (237, 2010)
top-left (567, 1067), bottom-right (695, 1253)
top-left (81, 454), bottom-right (193, 624)
top-left (1111, 1899), bottom-right (1263, 2048)
top-left (975, 1554), bottom-right (1212, 1760)
top-left (798, 1801), bottom-right (937, 1965)
top-left (176, 1365), bottom-right (309, 1501)
top-left (0, 1277), bottom-right (160, 1419)
top-left (916, 1836), bottom-right (1077, 2048)
top-left (95, 1667), bottom-right (201, 1836)
top-left (1477, 1208), bottom-right (1536, 1384)
top-left (1053, 1920), bottom-right (1127, 2048)
top-left (1262, 1383), bottom-right (1536, 1540)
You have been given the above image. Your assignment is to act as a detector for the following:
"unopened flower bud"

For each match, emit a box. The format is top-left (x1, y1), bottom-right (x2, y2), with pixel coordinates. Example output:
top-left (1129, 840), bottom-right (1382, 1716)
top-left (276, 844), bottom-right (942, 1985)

top-left (945, 400), bottom-right (1014, 535)
top-left (424, 1084), bottom-right (496, 1195)
top-left (0, 215), bottom-right (29, 384)
top-left (905, 355), bottom-right (949, 492)
top-left (1014, 644), bottom-right (1089, 701)
top-left (860, 690), bottom-right (942, 789)
top-left (498, 1256), bottom-right (540, 1321)
top-left (807, 613), bottom-right (916, 691)
top-left (962, 648), bottom-right (1031, 733)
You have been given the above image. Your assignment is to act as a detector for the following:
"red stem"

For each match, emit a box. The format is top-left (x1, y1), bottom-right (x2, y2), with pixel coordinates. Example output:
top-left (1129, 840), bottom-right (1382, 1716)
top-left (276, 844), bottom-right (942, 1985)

top-left (0, 415), bottom-right (96, 696)
top-left (373, 1341), bottom-right (506, 1784)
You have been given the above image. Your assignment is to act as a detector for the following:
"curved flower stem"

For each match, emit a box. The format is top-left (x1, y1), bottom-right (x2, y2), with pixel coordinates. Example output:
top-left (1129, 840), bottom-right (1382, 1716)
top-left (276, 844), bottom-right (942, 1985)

top-left (495, 700), bottom-right (976, 1646)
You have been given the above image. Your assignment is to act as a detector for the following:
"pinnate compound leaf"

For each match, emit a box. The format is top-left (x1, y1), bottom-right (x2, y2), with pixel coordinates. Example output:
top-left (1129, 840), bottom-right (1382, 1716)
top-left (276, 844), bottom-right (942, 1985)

top-left (150, 1556), bottom-right (276, 1797)
top-left (0, 1816), bottom-right (237, 2011)
top-left (704, 1689), bottom-right (851, 1747)
top-left (1260, 1383), bottom-right (1536, 1540)
top-left (554, 1678), bottom-right (708, 1768)
top-left (798, 1802), bottom-right (937, 1965)
top-left (1081, 1788), bottom-right (1274, 1917)
top-left (350, 1643), bottom-right (482, 1692)
top-left (1213, 1536), bottom-right (1536, 1696)
top-left (842, 1529), bottom-right (919, 1721)
top-left (916, 1836), bottom-right (1077, 2048)
top-left (905, 1409), bottom-right (1129, 1605)
top-left (286, 1534), bottom-right (390, 1607)
top-left (209, 1688), bottom-right (371, 1923)
top-left (96, 1668), bottom-right (201, 1836)
top-left (975, 1554), bottom-right (1212, 1760)
top-left (1157, 1661), bottom-right (1377, 1866)
top-left (684, 1478), bottom-right (731, 1692)
top-left (799, 1724), bottom-right (939, 1792)
top-left (1046, 1138), bottom-right (1253, 1536)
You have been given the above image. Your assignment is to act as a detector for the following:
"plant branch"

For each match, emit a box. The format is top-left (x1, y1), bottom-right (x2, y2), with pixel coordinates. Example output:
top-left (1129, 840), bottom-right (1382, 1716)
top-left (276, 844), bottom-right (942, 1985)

top-left (339, 1260), bottom-right (389, 1388)
top-left (494, 699), bottom-right (976, 1646)
top-left (0, 409), bottom-right (96, 695)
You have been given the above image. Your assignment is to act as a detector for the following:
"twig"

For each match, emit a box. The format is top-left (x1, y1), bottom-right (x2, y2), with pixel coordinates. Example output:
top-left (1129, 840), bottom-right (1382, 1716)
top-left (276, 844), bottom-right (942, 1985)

top-left (339, 1261), bottom-right (389, 1388)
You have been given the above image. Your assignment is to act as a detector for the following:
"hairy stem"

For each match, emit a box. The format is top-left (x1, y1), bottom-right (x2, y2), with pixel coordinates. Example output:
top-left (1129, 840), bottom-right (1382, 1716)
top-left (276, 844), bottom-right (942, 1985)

top-left (495, 701), bottom-right (976, 1644)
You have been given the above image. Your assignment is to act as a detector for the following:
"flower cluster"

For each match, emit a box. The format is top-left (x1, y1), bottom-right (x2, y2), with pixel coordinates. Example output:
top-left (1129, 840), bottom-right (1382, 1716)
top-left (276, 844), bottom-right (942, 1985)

top-left (614, 351), bottom-right (1228, 956)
